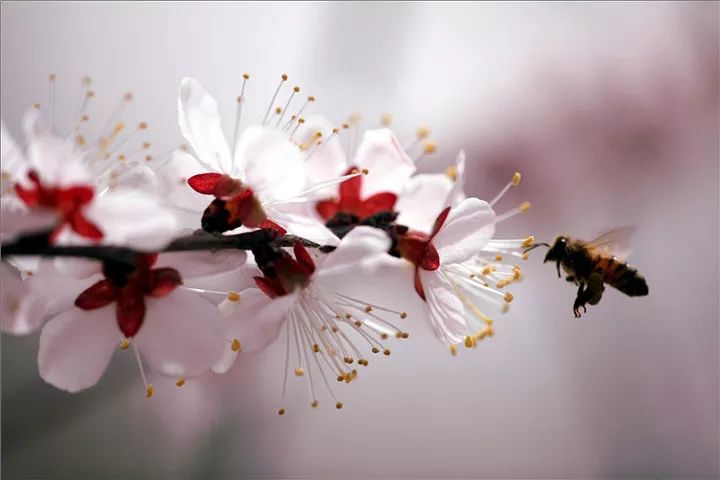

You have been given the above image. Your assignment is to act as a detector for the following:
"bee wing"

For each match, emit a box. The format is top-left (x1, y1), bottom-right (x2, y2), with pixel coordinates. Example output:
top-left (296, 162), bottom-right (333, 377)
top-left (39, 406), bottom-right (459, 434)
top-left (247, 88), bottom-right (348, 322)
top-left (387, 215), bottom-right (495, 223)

top-left (582, 226), bottom-right (635, 260)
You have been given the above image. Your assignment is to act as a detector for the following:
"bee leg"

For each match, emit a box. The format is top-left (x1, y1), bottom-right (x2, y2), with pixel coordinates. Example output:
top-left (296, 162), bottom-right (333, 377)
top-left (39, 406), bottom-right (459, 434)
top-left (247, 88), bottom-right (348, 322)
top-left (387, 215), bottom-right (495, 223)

top-left (586, 270), bottom-right (605, 306)
top-left (556, 261), bottom-right (562, 278)
top-left (573, 283), bottom-right (588, 318)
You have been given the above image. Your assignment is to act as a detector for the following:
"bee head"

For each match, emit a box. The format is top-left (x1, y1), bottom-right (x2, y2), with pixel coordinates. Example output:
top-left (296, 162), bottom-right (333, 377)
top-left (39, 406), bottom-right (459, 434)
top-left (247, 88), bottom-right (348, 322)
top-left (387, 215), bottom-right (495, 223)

top-left (543, 236), bottom-right (568, 263)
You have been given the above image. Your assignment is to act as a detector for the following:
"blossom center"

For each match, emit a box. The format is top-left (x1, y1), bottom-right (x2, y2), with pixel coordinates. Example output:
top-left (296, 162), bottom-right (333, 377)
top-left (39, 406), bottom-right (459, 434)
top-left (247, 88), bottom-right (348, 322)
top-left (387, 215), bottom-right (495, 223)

top-left (254, 241), bottom-right (315, 299)
top-left (74, 254), bottom-right (182, 337)
top-left (315, 166), bottom-right (397, 222)
top-left (14, 169), bottom-right (103, 242)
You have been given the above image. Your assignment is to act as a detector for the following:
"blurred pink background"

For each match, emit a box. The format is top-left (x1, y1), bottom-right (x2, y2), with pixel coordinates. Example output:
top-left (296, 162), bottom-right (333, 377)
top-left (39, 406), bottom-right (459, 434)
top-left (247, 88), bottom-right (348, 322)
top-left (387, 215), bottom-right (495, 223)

top-left (2, 2), bottom-right (718, 478)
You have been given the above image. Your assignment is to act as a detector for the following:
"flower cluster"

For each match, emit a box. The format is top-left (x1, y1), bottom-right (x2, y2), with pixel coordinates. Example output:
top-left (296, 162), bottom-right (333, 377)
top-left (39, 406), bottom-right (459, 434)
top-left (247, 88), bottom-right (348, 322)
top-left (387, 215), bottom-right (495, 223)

top-left (1, 74), bottom-right (532, 413)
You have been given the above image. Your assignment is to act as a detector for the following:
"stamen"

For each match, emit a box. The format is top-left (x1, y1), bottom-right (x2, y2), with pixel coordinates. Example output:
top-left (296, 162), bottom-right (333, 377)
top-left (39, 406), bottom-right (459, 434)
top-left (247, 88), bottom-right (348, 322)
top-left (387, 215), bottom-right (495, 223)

top-left (276, 86), bottom-right (300, 127)
top-left (175, 377), bottom-right (186, 387)
top-left (495, 201), bottom-right (532, 223)
top-left (403, 125), bottom-right (431, 150)
top-left (48, 73), bottom-right (56, 132)
top-left (416, 139), bottom-right (437, 163)
top-left (131, 342), bottom-right (153, 399)
top-left (264, 170), bottom-right (364, 206)
top-left (119, 338), bottom-right (130, 350)
top-left (489, 172), bottom-right (522, 207)
top-left (380, 113), bottom-right (393, 127)
top-left (231, 73), bottom-right (250, 162)
top-left (262, 73), bottom-right (287, 125)
top-left (283, 95), bottom-right (314, 131)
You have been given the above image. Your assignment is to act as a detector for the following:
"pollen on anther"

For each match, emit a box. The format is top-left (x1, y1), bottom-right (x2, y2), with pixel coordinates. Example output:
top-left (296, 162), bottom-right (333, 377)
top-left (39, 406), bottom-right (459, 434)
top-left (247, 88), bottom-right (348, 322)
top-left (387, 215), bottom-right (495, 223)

top-left (450, 344), bottom-right (458, 356)
top-left (400, 312), bottom-right (407, 319)
top-left (227, 291), bottom-right (241, 302)
top-left (372, 347), bottom-right (380, 354)
top-left (416, 125), bottom-right (430, 139)
top-left (380, 333), bottom-right (389, 340)
top-left (311, 400), bottom-right (319, 408)
top-left (364, 305), bottom-right (373, 313)
top-left (383, 348), bottom-right (391, 356)
top-left (504, 292), bottom-right (514, 303)
top-left (464, 336), bottom-right (475, 348)
top-left (445, 165), bottom-right (458, 181)
top-left (275, 106), bottom-right (282, 114)
top-left (522, 236), bottom-right (535, 248)
top-left (422, 139), bottom-right (437, 154)
top-left (146, 385), bottom-right (155, 398)
top-left (32, 103), bottom-right (41, 109)
top-left (361, 168), bottom-right (369, 175)
top-left (293, 86), bottom-right (300, 93)
top-left (336, 402), bottom-right (343, 410)
top-left (175, 377), bottom-right (186, 387)
top-left (519, 201), bottom-right (531, 213)
top-left (312, 344), bottom-right (320, 353)
top-left (231, 338), bottom-right (242, 352)
top-left (138, 121), bottom-right (148, 130)
top-left (278, 408), bottom-right (286, 415)
top-left (294, 367), bottom-right (305, 377)
top-left (380, 113), bottom-right (393, 126)
top-left (308, 95), bottom-right (316, 102)
top-left (119, 339), bottom-right (130, 350)
top-left (512, 172), bottom-right (522, 186)
top-left (281, 73), bottom-right (288, 81)
top-left (495, 254), bottom-right (503, 261)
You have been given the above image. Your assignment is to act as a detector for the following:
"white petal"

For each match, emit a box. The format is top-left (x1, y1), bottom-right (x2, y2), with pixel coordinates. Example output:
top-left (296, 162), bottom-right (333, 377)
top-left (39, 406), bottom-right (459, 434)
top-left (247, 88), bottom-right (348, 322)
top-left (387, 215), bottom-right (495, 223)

top-left (266, 208), bottom-right (340, 246)
top-left (107, 161), bottom-right (159, 193)
top-left (157, 250), bottom-right (246, 279)
top-left (38, 306), bottom-right (120, 393)
top-left (1, 119), bottom-right (27, 189)
top-left (156, 150), bottom-right (212, 213)
top-left (222, 288), bottom-right (297, 353)
top-left (433, 197), bottom-right (496, 265)
top-left (178, 77), bottom-right (232, 174)
top-left (0, 197), bottom-right (58, 241)
top-left (210, 342), bottom-right (239, 374)
top-left (27, 262), bottom-right (102, 317)
top-left (352, 128), bottom-right (415, 196)
top-left (135, 288), bottom-right (225, 378)
top-left (420, 269), bottom-right (466, 344)
top-left (315, 226), bottom-right (390, 281)
top-left (396, 174), bottom-right (454, 233)
top-left (23, 110), bottom-right (89, 186)
top-left (87, 189), bottom-right (179, 250)
top-left (1, 262), bottom-right (46, 335)
top-left (235, 126), bottom-right (305, 201)
top-left (297, 115), bottom-right (348, 187)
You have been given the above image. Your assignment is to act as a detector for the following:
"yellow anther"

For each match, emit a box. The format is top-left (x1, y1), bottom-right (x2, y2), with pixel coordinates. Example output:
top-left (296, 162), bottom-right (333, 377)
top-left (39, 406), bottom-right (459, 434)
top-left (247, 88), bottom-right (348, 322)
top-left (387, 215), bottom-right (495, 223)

top-left (348, 113), bottom-right (362, 124)
top-left (81, 114), bottom-right (90, 122)
top-left (48, 73), bottom-right (56, 81)
top-left (383, 348), bottom-right (391, 356)
top-left (380, 333), bottom-right (389, 340)
top-left (293, 86), bottom-right (300, 93)
top-left (281, 73), bottom-right (288, 81)
top-left (278, 408), bottom-right (286, 415)
top-left (142, 142), bottom-right (151, 149)
top-left (307, 95), bottom-right (316, 102)
top-left (331, 326), bottom-right (338, 333)
top-left (502, 303), bottom-right (510, 313)
top-left (145, 385), bottom-right (154, 398)
top-left (402, 332), bottom-right (409, 339)
top-left (336, 375), bottom-right (344, 382)
top-left (519, 201), bottom-right (531, 213)
top-left (512, 172), bottom-right (522, 186)
top-left (445, 165), bottom-right (458, 181)
top-left (341, 122), bottom-right (349, 129)
top-left (400, 312), bottom-right (407, 319)
top-left (119, 339), bottom-right (130, 350)
top-left (243, 73), bottom-right (250, 80)
top-left (464, 336), bottom-right (475, 348)
top-left (380, 113), bottom-right (393, 126)
top-left (495, 254), bottom-right (503, 261)
top-left (230, 338), bottom-right (242, 352)
top-left (343, 357), bottom-right (354, 364)
top-left (422, 139), bottom-right (437, 154)
top-left (354, 320), bottom-right (362, 327)
top-left (138, 121), bottom-right (148, 130)
top-left (482, 266), bottom-right (493, 276)
top-left (364, 305), bottom-right (373, 313)
top-left (450, 344), bottom-right (458, 356)
top-left (298, 118), bottom-right (305, 124)
top-left (175, 377), bottom-right (186, 387)
top-left (487, 325), bottom-right (496, 337)
top-left (227, 291), bottom-right (241, 302)
top-left (416, 125), bottom-right (430, 139)
top-left (522, 253), bottom-right (529, 260)
top-left (361, 168), bottom-right (369, 175)
top-left (312, 344), bottom-right (320, 353)
top-left (504, 292), bottom-right (514, 303)
top-left (294, 367), bottom-right (304, 377)
top-left (336, 402), bottom-right (343, 410)
top-left (513, 267), bottom-right (522, 280)
top-left (371, 347), bottom-right (380, 354)
top-left (117, 154), bottom-right (126, 161)
top-left (522, 236), bottom-right (535, 248)
top-left (311, 400), bottom-right (319, 408)
top-left (275, 106), bottom-right (282, 114)
top-left (32, 103), bottom-right (41, 109)
top-left (344, 313), bottom-right (351, 319)
top-left (395, 332), bottom-right (404, 338)
top-left (76, 135), bottom-right (86, 146)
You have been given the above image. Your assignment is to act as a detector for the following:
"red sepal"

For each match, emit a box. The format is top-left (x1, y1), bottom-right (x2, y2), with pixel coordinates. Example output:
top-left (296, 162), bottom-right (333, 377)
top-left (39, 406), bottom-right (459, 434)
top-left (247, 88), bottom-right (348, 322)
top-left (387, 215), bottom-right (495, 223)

top-left (338, 166), bottom-right (362, 202)
top-left (187, 173), bottom-right (223, 194)
top-left (315, 199), bottom-right (339, 221)
top-left (420, 243), bottom-right (440, 271)
top-left (116, 290), bottom-right (146, 338)
top-left (148, 268), bottom-right (182, 297)
top-left (255, 276), bottom-right (281, 299)
top-left (361, 192), bottom-right (397, 216)
top-left (414, 268), bottom-right (426, 301)
top-left (258, 219), bottom-right (287, 235)
top-left (430, 206), bottom-right (451, 239)
top-left (75, 280), bottom-right (115, 310)
top-left (68, 210), bottom-right (103, 240)
top-left (293, 241), bottom-right (316, 273)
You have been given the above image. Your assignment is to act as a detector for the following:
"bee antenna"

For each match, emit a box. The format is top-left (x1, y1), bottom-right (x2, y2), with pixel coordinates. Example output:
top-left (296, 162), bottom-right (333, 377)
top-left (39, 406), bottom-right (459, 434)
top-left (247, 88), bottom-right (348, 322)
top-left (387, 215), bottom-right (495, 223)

top-left (523, 242), bottom-right (550, 254)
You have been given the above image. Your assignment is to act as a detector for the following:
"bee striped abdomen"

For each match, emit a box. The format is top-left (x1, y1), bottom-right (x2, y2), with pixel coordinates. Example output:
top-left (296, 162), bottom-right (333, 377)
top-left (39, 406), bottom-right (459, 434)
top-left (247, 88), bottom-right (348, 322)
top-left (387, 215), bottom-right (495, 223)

top-left (594, 256), bottom-right (648, 297)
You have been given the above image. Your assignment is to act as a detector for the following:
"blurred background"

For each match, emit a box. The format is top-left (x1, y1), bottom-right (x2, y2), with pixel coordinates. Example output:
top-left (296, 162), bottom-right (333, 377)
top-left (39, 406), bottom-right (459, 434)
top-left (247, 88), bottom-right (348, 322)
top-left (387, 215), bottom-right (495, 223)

top-left (1, 1), bottom-right (718, 478)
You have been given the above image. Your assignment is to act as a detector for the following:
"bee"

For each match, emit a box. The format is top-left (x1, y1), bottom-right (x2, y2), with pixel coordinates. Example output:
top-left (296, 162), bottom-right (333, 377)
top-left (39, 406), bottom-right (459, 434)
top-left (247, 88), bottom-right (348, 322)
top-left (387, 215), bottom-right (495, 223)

top-left (526, 227), bottom-right (648, 317)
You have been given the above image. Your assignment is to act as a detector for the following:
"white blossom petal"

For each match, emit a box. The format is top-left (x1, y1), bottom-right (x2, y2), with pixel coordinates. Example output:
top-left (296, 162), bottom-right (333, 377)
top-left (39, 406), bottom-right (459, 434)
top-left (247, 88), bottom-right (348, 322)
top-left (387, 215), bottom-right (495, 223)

top-left (235, 126), bottom-right (305, 202)
top-left (352, 128), bottom-right (415, 196)
top-left (1, 262), bottom-right (46, 335)
top-left (433, 197), bottom-right (496, 265)
top-left (396, 174), bottom-right (454, 234)
top-left (158, 249), bottom-right (247, 279)
top-left (38, 306), bottom-right (120, 393)
top-left (445, 150), bottom-right (467, 208)
top-left (134, 288), bottom-right (225, 378)
top-left (315, 226), bottom-right (390, 281)
top-left (221, 289), bottom-right (297, 353)
top-left (267, 208), bottom-right (340, 246)
top-left (420, 269), bottom-right (466, 345)
top-left (178, 77), bottom-right (232, 174)
top-left (297, 115), bottom-right (347, 186)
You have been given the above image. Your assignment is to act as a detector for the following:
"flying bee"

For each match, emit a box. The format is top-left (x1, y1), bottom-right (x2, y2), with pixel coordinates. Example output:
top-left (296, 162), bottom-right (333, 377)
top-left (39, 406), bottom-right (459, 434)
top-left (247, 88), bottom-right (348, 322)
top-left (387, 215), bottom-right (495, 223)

top-left (525, 227), bottom-right (648, 317)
